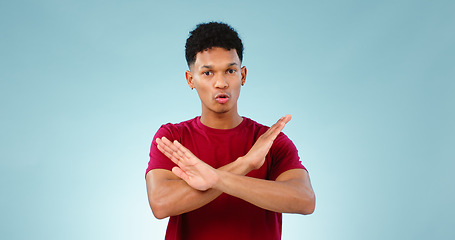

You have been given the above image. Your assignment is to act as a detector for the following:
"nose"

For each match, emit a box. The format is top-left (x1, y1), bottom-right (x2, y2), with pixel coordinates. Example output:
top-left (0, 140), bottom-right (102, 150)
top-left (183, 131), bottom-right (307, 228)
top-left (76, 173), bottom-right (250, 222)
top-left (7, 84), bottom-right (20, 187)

top-left (214, 75), bottom-right (228, 89)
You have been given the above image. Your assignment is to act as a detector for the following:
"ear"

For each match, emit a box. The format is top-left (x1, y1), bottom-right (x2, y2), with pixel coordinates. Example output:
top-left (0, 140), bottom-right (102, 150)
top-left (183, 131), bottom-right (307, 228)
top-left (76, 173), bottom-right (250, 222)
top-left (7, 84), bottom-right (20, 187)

top-left (240, 66), bottom-right (247, 86)
top-left (185, 70), bottom-right (194, 89)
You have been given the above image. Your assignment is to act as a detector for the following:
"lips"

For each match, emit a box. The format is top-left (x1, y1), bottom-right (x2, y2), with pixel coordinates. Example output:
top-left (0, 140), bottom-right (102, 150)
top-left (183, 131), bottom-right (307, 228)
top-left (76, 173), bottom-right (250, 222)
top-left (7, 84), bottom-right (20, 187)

top-left (215, 93), bottom-right (230, 104)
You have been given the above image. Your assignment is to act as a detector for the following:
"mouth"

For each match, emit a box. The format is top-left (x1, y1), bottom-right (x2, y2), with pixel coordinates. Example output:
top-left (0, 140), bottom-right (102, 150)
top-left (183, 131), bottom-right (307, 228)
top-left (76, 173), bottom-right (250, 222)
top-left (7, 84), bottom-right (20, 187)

top-left (215, 93), bottom-right (230, 104)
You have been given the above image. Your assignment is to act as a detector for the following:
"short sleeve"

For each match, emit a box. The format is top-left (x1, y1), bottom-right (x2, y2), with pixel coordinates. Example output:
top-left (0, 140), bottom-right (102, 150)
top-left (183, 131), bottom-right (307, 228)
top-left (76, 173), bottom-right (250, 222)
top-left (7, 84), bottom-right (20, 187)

top-left (268, 133), bottom-right (307, 180)
top-left (145, 124), bottom-right (179, 176)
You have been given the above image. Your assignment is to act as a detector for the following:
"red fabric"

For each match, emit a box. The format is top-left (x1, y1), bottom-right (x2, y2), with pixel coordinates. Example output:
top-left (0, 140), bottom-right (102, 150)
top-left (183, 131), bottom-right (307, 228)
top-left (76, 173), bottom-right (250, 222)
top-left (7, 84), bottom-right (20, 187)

top-left (146, 117), bottom-right (307, 240)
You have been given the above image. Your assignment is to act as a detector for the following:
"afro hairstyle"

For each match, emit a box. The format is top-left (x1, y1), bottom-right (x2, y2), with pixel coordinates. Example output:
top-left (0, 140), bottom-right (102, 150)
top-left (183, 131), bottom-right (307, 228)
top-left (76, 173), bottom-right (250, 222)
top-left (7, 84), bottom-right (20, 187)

top-left (185, 22), bottom-right (244, 67)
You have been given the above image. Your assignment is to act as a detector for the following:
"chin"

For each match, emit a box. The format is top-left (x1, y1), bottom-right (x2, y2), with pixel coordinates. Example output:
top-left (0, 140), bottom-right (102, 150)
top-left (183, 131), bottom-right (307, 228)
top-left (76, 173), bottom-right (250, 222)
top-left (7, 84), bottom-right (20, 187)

top-left (203, 101), bottom-right (235, 114)
top-left (213, 108), bottom-right (231, 114)
top-left (211, 106), bottom-right (233, 114)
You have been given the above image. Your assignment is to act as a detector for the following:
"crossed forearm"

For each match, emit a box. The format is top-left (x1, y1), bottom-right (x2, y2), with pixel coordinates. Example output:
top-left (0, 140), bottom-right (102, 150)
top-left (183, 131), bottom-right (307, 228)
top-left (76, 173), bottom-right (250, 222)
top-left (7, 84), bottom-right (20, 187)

top-left (213, 169), bottom-right (315, 214)
top-left (148, 157), bottom-right (253, 219)
top-left (150, 166), bottom-right (314, 218)
top-left (147, 115), bottom-right (316, 218)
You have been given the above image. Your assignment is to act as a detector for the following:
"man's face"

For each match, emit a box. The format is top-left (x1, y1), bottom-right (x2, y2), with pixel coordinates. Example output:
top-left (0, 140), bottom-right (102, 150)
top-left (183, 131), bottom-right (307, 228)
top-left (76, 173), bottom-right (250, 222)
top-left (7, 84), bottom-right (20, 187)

top-left (186, 47), bottom-right (246, 115)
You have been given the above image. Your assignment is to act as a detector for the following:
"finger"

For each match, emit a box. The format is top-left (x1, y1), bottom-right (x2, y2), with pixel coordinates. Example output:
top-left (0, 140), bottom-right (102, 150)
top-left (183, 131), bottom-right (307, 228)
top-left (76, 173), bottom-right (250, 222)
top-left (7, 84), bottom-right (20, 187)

top-left (157, 138), bottom-right (180, 158)
top-left (282, 114), bottom-right (292, 124)
top-left (166, 140), bottom-right (190, 162)
top-left (267, 115), bottom-right (288, 133)
top-left (157, 144), bottom-right (181, 164)
top-left (273, 114), bottom-right (291, 128)
top-left (173, 140), bottom-right (196, 159)
top-left (156, 139), bottom-right (173, 156)
top-left (172, 166), bottom-right (189, 182)
top-left (263, 115), bottom-right (292, 140)
top-left (156, 138), bottom-right (171, 152)
top-left (160, 137), bottom-right (189, 163)
top-left (160, 137), bottom-right (181, 153)
top-left (171, 149), bottom-right (189, 166)
top-left (263, 120), bottom-right (285, 139)
top-left (259, 118), bottom-right (282, 139)
top-left (266, 124), bottom-right (285, 141)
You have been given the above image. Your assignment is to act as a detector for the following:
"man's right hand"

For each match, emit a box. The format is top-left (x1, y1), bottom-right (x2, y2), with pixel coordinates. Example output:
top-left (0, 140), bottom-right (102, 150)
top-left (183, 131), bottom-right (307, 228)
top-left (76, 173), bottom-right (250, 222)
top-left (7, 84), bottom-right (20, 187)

top-left (240, 114), bottom-right (292, 171)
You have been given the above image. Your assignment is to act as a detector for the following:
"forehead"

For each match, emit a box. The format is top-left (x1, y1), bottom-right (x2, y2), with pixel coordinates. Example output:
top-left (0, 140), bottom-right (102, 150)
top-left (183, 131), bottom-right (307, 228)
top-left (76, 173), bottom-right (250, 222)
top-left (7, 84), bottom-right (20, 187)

top-left (193, 47), bottom-right (240, 69)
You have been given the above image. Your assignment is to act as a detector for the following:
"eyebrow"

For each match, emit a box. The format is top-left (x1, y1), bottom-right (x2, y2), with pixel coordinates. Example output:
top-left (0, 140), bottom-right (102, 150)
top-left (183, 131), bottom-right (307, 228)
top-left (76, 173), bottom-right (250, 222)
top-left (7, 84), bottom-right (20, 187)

top-left (200, 62), bottom-right (238, 69)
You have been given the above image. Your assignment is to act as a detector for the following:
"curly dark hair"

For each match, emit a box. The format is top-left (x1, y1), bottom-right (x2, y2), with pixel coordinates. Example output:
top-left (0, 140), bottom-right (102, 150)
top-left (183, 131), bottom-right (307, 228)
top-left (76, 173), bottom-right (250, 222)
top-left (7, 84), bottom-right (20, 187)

top-left (185, 22), bottom-right (244, 67)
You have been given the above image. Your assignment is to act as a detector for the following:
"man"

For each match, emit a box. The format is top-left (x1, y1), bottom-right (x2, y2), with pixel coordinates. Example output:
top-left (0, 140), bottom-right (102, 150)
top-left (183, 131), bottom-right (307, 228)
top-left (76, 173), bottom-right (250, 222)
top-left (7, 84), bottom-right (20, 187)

top-left (146, 22), bottom-right (315, 240)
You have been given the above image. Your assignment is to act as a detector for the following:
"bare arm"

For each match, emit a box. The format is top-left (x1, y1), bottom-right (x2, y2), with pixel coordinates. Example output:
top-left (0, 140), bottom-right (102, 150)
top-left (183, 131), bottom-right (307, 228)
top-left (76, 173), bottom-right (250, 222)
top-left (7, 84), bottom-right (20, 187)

top-left (146, 115), bottom-right (292, 219)
top-left (146, 160), bottom-right (246, 219)
top-left (214, 168), bottom-right (315, 214)
top-left (167, 142), bottom-right (315, 214)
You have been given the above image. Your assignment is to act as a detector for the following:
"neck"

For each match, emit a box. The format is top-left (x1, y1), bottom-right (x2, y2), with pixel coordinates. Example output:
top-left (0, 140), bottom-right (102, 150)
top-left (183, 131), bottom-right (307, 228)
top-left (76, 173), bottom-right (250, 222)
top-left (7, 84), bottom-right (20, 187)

top-left (200, 110), bottom-right (243, 129)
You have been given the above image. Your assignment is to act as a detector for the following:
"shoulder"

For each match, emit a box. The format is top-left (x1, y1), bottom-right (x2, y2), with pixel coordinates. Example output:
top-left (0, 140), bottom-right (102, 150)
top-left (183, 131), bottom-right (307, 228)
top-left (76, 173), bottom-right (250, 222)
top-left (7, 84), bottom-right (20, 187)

top-left (242, 117), bottom-right (268, 134)
top-left (158, 117), bottom-right (199, 132)
top-left (154, 117), bottom-right (199, 139)
top-left (243, 117), bottom-right (290, 141)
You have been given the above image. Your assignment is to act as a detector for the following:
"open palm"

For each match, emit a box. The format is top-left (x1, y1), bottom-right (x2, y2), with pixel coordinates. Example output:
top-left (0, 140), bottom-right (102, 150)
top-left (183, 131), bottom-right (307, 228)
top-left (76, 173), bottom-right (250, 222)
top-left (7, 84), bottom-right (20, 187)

top-left (156, 137), bottom-right (218, 191)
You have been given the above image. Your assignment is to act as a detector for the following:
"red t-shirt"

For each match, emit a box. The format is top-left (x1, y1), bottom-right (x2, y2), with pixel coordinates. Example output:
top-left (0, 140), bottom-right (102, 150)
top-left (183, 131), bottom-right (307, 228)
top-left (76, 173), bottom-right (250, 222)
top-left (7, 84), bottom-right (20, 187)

top-left (146, 117), bottom-right (306, 240)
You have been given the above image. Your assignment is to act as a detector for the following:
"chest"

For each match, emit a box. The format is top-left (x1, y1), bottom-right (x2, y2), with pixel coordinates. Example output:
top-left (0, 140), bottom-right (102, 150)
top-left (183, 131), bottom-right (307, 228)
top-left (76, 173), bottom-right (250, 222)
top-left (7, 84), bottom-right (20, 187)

top-left (181, 130), bottom-right (271, 179)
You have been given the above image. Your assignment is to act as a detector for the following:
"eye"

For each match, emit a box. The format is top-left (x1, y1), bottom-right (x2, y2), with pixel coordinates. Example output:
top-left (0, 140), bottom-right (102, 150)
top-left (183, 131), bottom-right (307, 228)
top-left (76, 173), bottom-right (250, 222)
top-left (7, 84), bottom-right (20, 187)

top-left (227, 69), bottom-right (236, 74)
top-left (202, 71), bottom-right (212, 76)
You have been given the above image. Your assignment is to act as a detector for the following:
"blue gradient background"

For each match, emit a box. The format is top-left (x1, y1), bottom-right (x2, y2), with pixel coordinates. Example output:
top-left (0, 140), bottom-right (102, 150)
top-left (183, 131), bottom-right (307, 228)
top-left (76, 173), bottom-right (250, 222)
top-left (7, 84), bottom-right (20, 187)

top-left (1, 0), bottom-right (454, 239)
